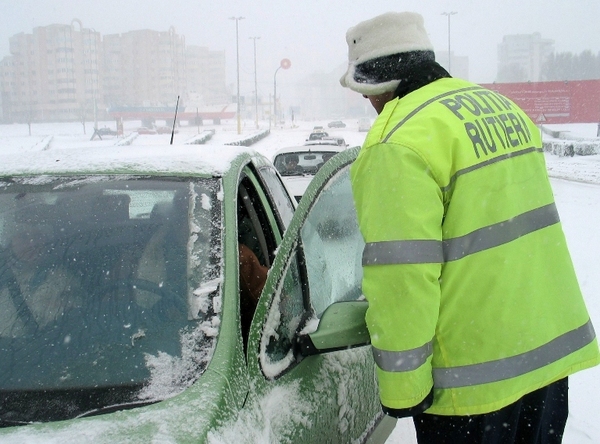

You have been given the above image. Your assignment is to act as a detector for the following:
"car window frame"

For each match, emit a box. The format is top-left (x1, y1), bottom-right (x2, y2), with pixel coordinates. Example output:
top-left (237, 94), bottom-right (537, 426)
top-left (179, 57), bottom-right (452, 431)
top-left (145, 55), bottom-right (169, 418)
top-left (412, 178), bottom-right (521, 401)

top-left (255, 164), bottom-right (296, 231)
top-left (248, 147), bottom-right (361, 379)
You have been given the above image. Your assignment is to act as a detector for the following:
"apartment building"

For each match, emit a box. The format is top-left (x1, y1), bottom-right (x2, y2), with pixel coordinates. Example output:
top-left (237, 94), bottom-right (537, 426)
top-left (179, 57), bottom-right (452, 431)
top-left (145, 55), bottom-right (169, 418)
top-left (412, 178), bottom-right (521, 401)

top-left (0, 22), bottom-right (228, 123)
top-left (497, 33), bottom-right (555, 82)
top-left (185, 45), bottom-right (228, 107)
top-left (0, 20), bottom-right (101, 122)
top-left (103, 28), bottom-right (186, 108)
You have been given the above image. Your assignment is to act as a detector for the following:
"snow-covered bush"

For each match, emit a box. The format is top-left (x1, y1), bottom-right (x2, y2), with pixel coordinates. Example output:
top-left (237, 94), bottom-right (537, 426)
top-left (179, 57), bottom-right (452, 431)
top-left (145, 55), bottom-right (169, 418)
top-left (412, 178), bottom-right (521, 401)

top-left (542, 140), bottom-right (600, 157)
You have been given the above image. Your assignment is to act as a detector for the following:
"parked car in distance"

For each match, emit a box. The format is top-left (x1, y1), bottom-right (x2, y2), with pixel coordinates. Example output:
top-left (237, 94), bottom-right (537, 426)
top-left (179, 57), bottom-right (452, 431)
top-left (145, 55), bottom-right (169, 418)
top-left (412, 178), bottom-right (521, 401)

top-left (0, 144), bottom-right (395, 443)
top-left (327, 120), bottom-right (346, 128)
top-left (155, 126), bottom-right (178, 134)
top-left (358, 118), bottom-right (371, 132)
top-left (273, 144), bottom-right (345, 202)
top-left (136, 126), bottom-right (157, 135)
top-left (96, 127), bottom-right (117, 136)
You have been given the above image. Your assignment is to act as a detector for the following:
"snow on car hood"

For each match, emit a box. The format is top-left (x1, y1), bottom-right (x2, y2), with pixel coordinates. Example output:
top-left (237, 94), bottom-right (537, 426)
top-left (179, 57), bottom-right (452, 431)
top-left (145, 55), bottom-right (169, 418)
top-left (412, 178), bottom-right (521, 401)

top-left (280, 175), bottom-right (313, 199)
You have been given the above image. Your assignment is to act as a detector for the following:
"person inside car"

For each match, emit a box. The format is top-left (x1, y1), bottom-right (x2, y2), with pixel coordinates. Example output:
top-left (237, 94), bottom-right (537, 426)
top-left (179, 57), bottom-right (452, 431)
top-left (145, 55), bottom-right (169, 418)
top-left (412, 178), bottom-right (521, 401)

top-left (238, 243), bottom-right (268, 348)
top-left (281, 154), bottom-right (304, 175)
top-left (317, 152), bottom-right (335, 171)
top-left (0, 225), bottom-right (82, 336)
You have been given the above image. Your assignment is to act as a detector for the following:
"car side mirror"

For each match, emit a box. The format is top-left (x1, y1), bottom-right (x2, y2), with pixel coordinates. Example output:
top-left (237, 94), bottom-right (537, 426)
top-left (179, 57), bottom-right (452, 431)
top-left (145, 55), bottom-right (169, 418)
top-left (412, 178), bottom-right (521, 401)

top-left (296, 301), bottom-right (370, 356)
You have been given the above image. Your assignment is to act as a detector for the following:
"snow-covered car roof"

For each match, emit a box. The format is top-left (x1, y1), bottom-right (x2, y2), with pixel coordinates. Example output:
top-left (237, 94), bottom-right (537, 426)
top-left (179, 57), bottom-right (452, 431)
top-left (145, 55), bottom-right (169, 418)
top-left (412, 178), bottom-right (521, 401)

top-left (0, 144), bottom-right (261, 177)
top-left (272, 144), bottom-right (344, 158)
top-left (304, 138), bottom-right (347, 148)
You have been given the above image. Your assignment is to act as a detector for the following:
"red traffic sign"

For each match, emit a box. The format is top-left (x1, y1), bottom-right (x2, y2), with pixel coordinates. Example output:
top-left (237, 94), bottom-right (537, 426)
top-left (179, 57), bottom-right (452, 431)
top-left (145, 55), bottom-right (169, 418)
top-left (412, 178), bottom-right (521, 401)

top-left (280, 58), bottom-right (291, 69)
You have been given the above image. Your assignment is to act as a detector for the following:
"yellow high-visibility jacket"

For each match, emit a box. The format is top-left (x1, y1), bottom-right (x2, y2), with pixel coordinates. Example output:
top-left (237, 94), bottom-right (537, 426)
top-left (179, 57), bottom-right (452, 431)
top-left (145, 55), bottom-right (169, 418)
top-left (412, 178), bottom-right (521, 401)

top-left (350, 77), bottom-right (600, 416)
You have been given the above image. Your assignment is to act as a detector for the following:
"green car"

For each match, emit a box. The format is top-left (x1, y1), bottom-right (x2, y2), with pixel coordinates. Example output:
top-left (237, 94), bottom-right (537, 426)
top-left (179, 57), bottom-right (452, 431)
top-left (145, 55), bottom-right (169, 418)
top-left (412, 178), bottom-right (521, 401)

top-left (0, 144), bottom-right (396, 443)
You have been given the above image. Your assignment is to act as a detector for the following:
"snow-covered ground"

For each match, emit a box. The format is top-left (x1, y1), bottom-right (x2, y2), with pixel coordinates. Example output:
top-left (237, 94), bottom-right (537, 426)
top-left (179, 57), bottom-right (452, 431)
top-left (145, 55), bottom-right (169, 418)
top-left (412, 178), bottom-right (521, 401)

top-left (0, 119), bottom-right (599, 443)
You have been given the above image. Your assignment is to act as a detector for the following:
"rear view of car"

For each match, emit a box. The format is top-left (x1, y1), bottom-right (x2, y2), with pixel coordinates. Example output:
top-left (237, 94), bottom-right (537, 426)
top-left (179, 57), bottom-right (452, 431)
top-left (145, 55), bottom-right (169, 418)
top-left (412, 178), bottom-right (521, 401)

top-left (306, 131), bottom-right (329, 141)
top-left (273, 147), bottom-right (343, 202)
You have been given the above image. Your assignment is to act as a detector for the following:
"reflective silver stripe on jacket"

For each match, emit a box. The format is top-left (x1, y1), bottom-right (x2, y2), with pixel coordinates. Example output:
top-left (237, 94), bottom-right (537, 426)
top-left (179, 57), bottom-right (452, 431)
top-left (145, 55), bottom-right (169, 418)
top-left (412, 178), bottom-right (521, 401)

top-left (363, 240), bottom-right (443, 265)
top-left (362, 203), bottom-right (559, 265)
top-left (372, 320), bottom-right (596, 388)
top-left (433, 320), bottom-right (597, 388)
top-left (373, 341), bottom-right (433, 372)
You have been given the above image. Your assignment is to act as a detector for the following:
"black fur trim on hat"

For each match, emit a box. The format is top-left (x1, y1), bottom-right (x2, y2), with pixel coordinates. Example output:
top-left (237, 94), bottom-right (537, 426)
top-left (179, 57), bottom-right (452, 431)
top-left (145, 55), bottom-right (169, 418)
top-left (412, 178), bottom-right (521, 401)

top-left (353, 50), bottom-right (436, 85)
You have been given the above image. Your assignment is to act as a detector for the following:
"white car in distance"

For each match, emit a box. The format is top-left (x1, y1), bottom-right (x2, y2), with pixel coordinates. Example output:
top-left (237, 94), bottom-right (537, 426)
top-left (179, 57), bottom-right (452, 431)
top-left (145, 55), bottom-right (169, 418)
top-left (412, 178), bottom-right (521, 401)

top-left (273, 144), bottom-right (345, 202)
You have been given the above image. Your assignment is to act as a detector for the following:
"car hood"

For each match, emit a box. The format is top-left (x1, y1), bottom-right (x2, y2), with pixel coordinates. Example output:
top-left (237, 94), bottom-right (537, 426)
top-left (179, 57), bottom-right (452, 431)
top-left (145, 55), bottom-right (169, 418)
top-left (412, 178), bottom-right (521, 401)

top-left (280, 175), bottom-right (313, 201)
top-left (0, 367), bottom-right (231, 443)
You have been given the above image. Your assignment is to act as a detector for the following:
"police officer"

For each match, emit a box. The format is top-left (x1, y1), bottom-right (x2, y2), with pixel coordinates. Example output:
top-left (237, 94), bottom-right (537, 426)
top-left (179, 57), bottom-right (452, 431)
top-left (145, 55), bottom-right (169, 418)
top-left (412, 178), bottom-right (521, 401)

top-left (339, 11), bottom-right (600, 443)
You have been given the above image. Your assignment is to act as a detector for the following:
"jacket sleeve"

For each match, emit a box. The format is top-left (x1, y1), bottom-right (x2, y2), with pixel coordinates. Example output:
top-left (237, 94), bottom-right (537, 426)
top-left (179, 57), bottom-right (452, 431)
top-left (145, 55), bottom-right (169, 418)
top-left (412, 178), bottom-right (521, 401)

top-left (350, 141), bottom-right (444, 412)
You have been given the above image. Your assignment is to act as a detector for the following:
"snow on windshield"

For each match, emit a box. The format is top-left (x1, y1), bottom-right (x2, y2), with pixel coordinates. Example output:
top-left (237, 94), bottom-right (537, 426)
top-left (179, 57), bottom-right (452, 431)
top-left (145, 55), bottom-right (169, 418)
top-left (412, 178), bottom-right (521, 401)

top-left (138, 318), bottom-right (219, 401)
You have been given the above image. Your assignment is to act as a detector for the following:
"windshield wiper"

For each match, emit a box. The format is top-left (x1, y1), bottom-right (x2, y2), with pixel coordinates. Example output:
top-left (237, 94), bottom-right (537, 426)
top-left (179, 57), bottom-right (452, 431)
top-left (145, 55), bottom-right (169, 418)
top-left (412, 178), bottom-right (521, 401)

top-left (76, 399), bottom-right (159, 419)
top-left (0, 417), bottom-right (34, 428)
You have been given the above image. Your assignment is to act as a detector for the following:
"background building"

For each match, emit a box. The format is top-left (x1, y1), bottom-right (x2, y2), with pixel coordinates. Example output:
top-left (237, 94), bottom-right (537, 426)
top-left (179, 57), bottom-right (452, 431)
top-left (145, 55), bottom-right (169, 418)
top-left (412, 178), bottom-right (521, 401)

top-left (436, 51), bottom-right (470, 80)
top-left (103, 27), bottom-right (186, 109)
top-left (291, 66), bottom-right (375, 122)
top-left (0, 21), bottom-right (229, 124)
top-left (185, 45), bottom-right (228, 107)
top-left (497, 33), bottom-right (555, 82)
top-left (0, 20), bottom-right (101, 123)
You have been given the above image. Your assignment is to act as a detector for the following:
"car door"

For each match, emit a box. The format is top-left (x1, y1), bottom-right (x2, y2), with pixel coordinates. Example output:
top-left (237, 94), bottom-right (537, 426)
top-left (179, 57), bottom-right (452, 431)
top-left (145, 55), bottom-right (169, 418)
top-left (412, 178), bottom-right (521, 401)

top-left (241, 147), bottom-right (395, 443)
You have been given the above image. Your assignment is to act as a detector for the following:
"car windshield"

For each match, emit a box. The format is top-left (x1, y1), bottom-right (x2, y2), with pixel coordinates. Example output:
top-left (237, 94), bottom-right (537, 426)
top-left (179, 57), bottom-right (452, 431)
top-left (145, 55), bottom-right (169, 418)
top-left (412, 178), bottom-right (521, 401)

top-left (274, 151), bottom-right (338, 176)
top-left (0, 176), bottom-right (222, 424)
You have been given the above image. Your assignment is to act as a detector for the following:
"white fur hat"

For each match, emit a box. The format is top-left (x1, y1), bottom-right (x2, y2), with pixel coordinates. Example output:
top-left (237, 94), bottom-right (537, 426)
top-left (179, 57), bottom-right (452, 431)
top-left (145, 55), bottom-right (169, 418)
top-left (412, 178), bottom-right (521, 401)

top-left (340, 12), bottom-right (434, 95)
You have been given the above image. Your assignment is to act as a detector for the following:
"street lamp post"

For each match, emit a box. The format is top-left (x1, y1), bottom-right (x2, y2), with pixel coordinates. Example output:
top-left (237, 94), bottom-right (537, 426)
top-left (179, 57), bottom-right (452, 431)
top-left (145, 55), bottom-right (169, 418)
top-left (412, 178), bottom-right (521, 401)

top-left (273, 66), bottom-right (281, 128)
top-left (229, 16), bottom-right (245, 134)
top-left (249, 36), bottom-right (260, 129)
top-left (441, 11), bottom-right (457, 74)
top-left (273, 58), bottom-right (291, 128)
top-left (90, 28), bottom-right (98, 132)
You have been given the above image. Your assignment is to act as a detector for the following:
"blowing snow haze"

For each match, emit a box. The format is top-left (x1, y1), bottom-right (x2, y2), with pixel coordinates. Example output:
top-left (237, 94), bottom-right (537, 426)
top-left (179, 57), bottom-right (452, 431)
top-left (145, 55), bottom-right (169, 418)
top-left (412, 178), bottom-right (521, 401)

top-left (0, 0), bottom-right (599, 121)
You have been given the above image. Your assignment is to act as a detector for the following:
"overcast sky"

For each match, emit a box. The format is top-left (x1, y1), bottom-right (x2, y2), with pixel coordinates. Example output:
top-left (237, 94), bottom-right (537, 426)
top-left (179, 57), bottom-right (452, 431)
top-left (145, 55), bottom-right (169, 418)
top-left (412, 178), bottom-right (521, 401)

top-left (2, 0), bottom-right (599, 100)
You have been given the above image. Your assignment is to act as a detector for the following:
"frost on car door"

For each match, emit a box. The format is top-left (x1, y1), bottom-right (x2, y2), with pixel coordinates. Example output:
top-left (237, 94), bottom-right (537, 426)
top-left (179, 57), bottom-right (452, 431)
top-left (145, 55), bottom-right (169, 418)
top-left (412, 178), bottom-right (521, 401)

top-left (247, 149), bottom-right (385, 443)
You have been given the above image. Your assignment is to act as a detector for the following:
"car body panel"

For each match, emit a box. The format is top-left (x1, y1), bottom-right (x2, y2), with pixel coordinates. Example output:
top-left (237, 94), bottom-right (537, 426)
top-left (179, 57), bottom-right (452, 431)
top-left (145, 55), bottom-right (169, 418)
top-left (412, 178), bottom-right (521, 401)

top-left (243, 146), bottom-right (390, 443)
